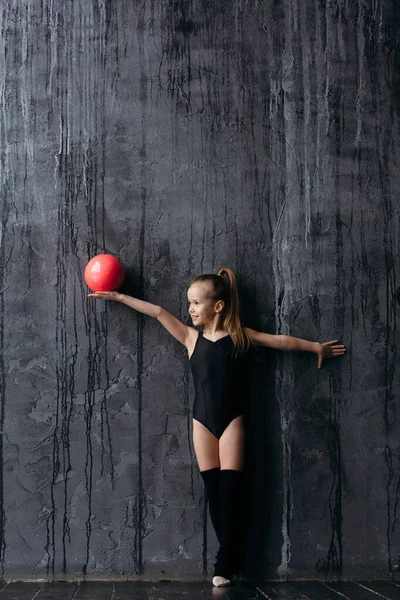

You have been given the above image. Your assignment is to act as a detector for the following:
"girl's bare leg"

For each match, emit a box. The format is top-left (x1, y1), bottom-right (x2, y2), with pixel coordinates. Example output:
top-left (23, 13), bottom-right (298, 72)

top-left (192, 418), bottom-right (220, 470)
top-left (219, 415), bottom-right (245, 471)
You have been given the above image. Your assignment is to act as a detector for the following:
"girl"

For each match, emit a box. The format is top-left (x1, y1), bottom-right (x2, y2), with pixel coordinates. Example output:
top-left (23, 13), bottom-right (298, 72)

top-left (88, 268), bottom-right (346, 587)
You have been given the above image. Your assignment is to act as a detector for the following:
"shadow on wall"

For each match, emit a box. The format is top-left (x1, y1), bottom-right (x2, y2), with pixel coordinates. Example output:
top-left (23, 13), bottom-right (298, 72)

top-left (237, 281), bottom-right (283, 580)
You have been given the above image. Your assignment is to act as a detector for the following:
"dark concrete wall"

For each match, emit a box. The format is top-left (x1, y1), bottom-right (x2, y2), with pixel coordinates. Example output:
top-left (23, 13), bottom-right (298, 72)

top-left (1, 0), bottom-right (399, 581)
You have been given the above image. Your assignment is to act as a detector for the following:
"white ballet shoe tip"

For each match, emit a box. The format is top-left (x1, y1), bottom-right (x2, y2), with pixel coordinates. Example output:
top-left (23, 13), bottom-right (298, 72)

top-left (212, 575), bottom-right (231, 587)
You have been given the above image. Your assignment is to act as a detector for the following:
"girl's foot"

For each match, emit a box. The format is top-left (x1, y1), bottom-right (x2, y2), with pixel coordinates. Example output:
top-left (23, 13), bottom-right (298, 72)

top-left (212, 575), bottom-right (231, 587)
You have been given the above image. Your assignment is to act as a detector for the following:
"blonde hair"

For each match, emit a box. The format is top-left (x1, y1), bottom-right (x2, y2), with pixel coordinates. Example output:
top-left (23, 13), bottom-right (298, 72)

top-left (189, 268), bottom-right (256, 357)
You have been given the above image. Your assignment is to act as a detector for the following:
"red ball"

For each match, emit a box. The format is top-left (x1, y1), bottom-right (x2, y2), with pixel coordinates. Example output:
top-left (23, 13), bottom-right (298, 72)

top-left (84, 254), bottom-right (125, 292)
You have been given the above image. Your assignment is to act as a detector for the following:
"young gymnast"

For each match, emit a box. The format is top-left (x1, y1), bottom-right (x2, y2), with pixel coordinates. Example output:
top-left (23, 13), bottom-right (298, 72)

top-left (88, 267), bottom-right (346, 586)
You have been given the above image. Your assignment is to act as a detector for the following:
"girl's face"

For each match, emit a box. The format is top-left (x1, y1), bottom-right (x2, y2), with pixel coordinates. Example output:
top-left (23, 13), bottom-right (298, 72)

top-left (187, 284), bottom-right (224, 326)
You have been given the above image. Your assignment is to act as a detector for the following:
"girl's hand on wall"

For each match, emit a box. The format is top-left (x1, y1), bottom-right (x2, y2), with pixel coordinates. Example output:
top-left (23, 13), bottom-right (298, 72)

top-left (87, 291), bottom-right (121, 301)
top-left (317, 340), bottom-right (346, 369)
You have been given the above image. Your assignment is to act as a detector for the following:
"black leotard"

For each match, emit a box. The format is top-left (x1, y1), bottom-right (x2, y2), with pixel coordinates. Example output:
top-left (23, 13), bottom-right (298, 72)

top-left (189, 329), bottom-right (248, 439)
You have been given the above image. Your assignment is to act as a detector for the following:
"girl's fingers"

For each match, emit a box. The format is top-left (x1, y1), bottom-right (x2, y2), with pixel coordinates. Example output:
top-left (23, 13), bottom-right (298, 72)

top-left (322, 340), bottom-right (338, 346)
top-left (326, 341), bottom-right (346, 348)
top-left (87, 292), bottom-right (115, 300)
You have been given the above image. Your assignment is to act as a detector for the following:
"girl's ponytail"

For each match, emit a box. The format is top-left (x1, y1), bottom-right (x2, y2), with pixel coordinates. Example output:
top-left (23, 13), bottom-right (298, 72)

top-left (216, 268), bottom-right (255, 356)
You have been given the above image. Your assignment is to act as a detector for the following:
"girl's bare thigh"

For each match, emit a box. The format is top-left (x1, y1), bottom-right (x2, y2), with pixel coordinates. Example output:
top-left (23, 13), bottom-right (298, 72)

top-left (219, 415), bottom-right (245, 471)
top-left (192, 419), bottom-right (219, 470)
top-left (192, 416), bottom-right (245, 472)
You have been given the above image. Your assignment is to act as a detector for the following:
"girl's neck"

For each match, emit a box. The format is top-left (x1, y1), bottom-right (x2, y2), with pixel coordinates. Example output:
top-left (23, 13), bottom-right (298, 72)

top-left (202, 325), bottom-right (225, 335)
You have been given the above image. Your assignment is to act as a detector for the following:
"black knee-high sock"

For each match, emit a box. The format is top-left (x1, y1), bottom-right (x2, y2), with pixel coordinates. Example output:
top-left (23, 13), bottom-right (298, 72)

top-left (213, 469), bottom-right (244, 578)
top-left (200, 467), bottom-right (221, 544)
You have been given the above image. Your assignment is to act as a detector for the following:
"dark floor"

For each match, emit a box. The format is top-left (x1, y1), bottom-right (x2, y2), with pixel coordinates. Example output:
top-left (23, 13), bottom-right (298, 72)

top-left (0, 580), bottom-right (400, 600)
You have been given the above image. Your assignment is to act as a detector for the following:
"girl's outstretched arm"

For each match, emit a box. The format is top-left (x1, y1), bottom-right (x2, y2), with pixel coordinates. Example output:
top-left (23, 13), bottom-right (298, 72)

top-left (87, 291), bottom-right (192, 346)
top-left (244, 327), bottom-right (346, 369)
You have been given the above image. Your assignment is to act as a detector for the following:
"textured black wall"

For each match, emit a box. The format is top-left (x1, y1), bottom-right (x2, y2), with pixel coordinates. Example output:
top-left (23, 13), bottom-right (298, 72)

top-left (1, 0), bottom-right (399, 581)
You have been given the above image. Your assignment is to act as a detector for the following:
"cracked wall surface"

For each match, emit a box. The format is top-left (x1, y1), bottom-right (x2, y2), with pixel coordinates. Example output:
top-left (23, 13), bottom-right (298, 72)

top-left (0, 0), bottom-right (399, 580)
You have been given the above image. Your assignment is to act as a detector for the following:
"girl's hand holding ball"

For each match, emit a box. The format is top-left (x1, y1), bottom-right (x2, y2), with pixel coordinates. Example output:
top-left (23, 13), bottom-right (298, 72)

top-left (87, 291), bottom-right (121, 301)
